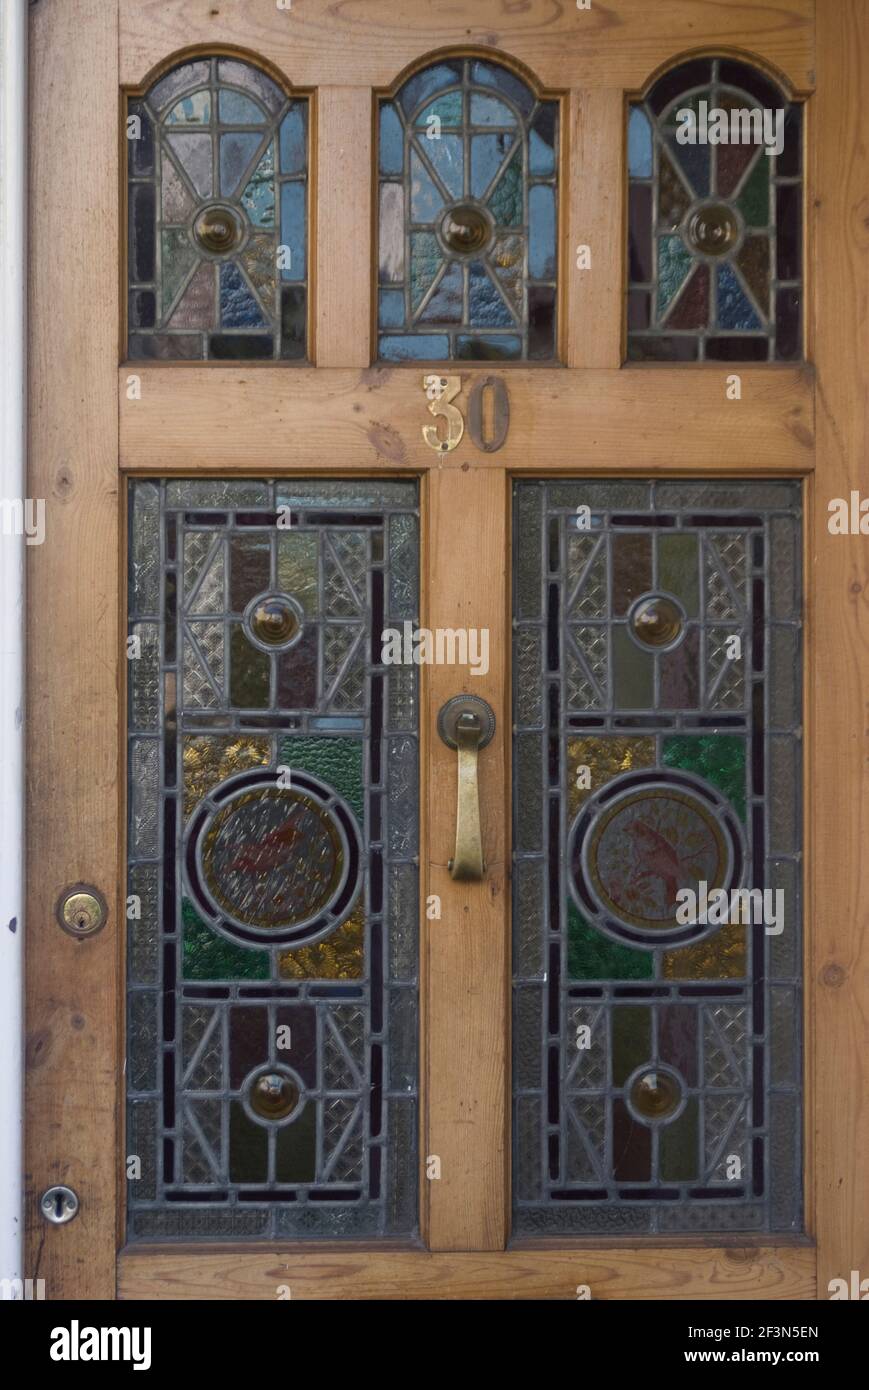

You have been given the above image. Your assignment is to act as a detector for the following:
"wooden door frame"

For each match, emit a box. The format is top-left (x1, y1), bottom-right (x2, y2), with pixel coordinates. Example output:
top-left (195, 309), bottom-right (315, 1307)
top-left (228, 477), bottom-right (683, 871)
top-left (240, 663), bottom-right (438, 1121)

top-left (26, 0), bottom-right (867, 1301)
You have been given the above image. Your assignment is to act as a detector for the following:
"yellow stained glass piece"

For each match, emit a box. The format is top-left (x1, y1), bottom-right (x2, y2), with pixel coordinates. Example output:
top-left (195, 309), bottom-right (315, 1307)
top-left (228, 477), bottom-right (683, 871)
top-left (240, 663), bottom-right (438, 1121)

top-left (567, 735), bottom-right (656, 817)
top-left (278, 899), bottom-right (365, 980)
top-left (183, 734), bottom-right (271, 819)
top-left (661, 919), bottom-right (747, 980)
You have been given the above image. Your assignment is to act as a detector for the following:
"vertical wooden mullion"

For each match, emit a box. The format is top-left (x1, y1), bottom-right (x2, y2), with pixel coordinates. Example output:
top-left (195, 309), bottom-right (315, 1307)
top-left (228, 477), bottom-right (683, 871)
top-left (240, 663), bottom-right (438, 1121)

top-left (26, 0), bottom-right (120, 1298)
top-left (425, 465), bottom-right (508, 1250)
top-left (812, 0), bottom-right (869, 1294)
top-left (315, 86), bottom-right (372, 367)
top-left (564, 87), bottom-right (625, 368)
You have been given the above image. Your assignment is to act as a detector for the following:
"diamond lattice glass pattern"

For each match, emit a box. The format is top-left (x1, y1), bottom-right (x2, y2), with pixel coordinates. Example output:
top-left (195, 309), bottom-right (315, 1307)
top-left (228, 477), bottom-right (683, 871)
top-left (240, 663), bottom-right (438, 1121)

top-left (627, 58), bottom-right (802, 362)
top-left (127, 480), bottom-right (419, 1239)
top-left (127, 57), bottom-right (308, 361)
top-left (512, 480), bottom-right (802, 1235)
top-left (377, 58), bottom-right (559, 361)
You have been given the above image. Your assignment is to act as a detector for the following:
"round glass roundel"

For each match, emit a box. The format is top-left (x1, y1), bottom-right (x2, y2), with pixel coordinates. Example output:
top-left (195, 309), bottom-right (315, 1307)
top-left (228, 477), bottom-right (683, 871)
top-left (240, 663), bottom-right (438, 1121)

top-left (629, 593), bottom-right (686, 649)
top-left (247, 1069), bottom-right (301, 1122)
top-left (199, 785), bottom-right (346, 931)
top-left (685, 202), bottom-right (741, 257)
top-left (439, 203), bottom-right (493, 257)
top-left (192, 203), bottom-right (245, 256)
top-left (568, 770), bottom-right (743, 944)
top-left (627, 1066), bottom-right (684, 1123)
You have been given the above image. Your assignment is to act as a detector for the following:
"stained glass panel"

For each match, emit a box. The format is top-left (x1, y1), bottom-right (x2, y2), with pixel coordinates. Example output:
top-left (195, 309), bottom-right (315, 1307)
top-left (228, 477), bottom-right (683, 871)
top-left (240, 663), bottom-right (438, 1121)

top-left (127, 479), bottom-right (419, 1239)
top-left (377, 58), bottom-right (559, 361)
top-left (512, 480), bottom-right (802, 1234)
top-left (627, 59), bottom-right (802, 362)
top-left (127, 57), bottom-right (309, 361)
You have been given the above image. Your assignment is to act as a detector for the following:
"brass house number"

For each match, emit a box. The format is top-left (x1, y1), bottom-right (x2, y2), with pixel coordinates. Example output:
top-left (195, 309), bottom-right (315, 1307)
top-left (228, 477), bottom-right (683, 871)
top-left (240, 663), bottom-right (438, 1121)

top-left (422, 374), bottom-right (510, 454)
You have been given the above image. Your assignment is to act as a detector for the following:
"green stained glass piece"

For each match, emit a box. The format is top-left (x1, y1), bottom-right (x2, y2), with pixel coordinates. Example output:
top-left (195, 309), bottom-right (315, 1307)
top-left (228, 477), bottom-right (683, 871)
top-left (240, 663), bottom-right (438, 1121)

top-left (663, 734), bottom-right (746, 822)
top-left (229, 1101), bottom-right (268, 1181)
top-left (416, 92), bottom-right (463, 126)
top-left (658, 533), bottom-right (699, 617)
top-left (737, 152), bottom-right (769, 226)
top-left (567, 902), bottom-right (654, 981)
top-left (487, 146), bottom-right (523, 226)
top-left (612, 1005), bottom-right (652, 1086)
top-left (230, 625), bottom-right (270, 707)
top-left (410, 231), bottom-right (442, 310)
top-left (659, 1098), bottom-right (699, 1180)
top-left (160, 229), bottom-right (197, 315)
top-left (277, 531), bottom-right (319, 617)
top-left (241, 142), bottom-right (275, 227)
top-left (182, 899), bottom-right (269, 981)
top-left (613, 626), bottom-right (654, 708)
top-left (278, 735), bottom-right (364, 820)
top-left (657, 234), bottom-right (692, 316)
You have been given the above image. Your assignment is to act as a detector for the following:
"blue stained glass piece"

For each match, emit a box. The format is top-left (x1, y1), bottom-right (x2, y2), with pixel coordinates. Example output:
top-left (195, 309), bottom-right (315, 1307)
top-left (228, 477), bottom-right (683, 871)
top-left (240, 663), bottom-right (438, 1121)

top-left (410, 149), bottom-right (444, 221)
top-left (418, 262), bottom-right (463, 323)
top-left (379, 333), bottom-right (450, 360)
top-left (471, 133), bottom-right (513, 198)
top-left (220, 263), bottom-right (269, 328)
top-left (241, 142), bottom-right (275, 226)
top-left (470, 94), bottom-right (516, 127)
top-left (166, 90), bottom-right (211, 125)
top-left (220, 132), bottom-right (262, 196)
top-left (469, 260), bottom-right (514, 327)
top-left (280, 183), bottom-right (305, 282)
top-left (416, 92), bottom-right (463, 127)
top-left (628, 106), bottom-right (653, 177)
top-left (378, 288), bottom-right (405, 328)
top-left (379, 102), bottom-right (404, 175)
top-left (470, 62), bottom-right (534, 118)
top-left (419, 133), bottom-right (463, 199)
top-left (219, 90), bottom-right (265, 124)
top-left (487, 147), bottom-right (523, 226)
top-left (529, 184), bottom-right (556, 279)
top-left (666, 133), bottom-right (710, 196)
top-left (398, 62), bottom-right (462, 118)
top-left (279, 104), bottom-right (307, 175)
top-left (529, 103), bottom-right (557, 175)
top-left (717, 263), bottom-right (762, 330)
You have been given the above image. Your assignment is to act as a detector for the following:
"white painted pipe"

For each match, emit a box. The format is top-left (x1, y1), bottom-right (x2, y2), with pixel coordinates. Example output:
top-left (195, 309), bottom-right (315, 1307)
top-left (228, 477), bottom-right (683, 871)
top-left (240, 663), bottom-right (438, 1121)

top-left (0, 0), bottom-right (27, 1298)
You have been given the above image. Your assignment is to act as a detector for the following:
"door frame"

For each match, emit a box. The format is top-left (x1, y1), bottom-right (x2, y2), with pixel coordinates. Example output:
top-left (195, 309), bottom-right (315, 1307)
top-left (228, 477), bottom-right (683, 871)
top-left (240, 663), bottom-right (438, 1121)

top-left (26, 0), bottom-right (868, 1300)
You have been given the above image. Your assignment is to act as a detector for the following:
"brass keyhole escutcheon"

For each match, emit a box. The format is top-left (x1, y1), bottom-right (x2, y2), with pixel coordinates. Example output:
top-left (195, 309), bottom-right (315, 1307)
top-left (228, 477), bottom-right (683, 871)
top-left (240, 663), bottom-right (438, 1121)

top-left (685, 203), bottom-right (740, 257)
top-left (192, 203), bottom-right (244, 256)
top-left (56, 884), bottom-right (108, 938)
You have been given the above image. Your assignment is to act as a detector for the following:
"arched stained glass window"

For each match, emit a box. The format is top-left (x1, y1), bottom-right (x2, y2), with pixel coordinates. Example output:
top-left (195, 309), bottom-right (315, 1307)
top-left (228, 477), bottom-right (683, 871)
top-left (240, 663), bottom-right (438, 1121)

top-left (627, 58), bottom-right (802, 362)
top-left (377, 57), bottom-right (559, 362)
top-left (127, 56), bottom-right (308, 361)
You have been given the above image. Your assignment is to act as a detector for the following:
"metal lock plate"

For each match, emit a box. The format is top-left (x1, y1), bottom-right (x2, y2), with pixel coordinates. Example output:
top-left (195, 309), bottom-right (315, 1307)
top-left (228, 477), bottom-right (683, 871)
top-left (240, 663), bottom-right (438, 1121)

top-left (40, 1185), bottom-right (79, 1225)
top-left (56, 884), bottom-right (107, 937)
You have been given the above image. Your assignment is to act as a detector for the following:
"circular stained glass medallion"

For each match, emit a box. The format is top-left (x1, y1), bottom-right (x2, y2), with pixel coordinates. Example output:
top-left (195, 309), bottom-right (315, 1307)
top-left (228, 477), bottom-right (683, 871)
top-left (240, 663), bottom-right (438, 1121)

top-left (244, 592), bottom-right (304, 653)
top-left (192, 202), bottom-right (245, 256)
top-left (685, 202), bottom-right (741, 258)
top-left (439, 202), bottom-right (493, 257)
top-left (569, 771), bottom-right (742, 945)
top-left (247, 1068), bottom-right (301, 1123)
top-left (189, 770), bottom-right (361, 946)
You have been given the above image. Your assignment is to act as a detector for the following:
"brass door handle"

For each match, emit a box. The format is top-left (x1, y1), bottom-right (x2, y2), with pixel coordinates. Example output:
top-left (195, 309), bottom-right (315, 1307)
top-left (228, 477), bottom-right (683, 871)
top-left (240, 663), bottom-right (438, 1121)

top-left (437, 695), bottom-right (496, 882)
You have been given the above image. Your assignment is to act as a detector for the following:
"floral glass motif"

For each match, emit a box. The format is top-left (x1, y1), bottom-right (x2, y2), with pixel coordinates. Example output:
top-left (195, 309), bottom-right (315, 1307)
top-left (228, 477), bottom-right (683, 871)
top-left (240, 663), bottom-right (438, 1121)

top-left (127, 57), bottom-right (308, 360)
top-left (377, 57), bottom-right (559, 361)
top-left (513, 480), bottom-right (803, 1234)
top-left (627, 58), bottom-right (802, 361)
top-left (127, 479), bottom-right (419, 1239)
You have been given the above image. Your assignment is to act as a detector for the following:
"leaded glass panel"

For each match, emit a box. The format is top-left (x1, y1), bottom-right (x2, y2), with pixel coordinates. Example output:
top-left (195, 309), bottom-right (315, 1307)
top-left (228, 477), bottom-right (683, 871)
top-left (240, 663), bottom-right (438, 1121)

top-left (512, 480), bottom-right (802, 1234)
top-left (127, 479), bottom-right (419, 1239)
top-left (377, 58), bottom-right (559, 361)
top-left (627, 59), bottom-right (802, 361)
top-left (127, 58), bottom-right (309, 360)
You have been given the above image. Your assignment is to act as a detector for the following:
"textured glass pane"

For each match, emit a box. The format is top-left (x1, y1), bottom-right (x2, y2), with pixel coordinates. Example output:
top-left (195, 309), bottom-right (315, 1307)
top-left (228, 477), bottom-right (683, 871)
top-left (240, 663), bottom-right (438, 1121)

top-left (127, 480), bottom-right (419, 1240)
top-left (513, 480), bottom-right (803, 1235)
top-left (128, 57), bottom-right (308, 361)
top-left (377, 59), bottom-right (559, 361)
top-left (627, 58), bottom-right (803, 362)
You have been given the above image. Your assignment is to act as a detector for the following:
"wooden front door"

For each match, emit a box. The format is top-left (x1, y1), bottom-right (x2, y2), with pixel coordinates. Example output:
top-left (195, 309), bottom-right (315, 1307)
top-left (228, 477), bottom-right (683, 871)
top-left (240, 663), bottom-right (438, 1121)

top-left (26, 0), bottom-right (869, 1301)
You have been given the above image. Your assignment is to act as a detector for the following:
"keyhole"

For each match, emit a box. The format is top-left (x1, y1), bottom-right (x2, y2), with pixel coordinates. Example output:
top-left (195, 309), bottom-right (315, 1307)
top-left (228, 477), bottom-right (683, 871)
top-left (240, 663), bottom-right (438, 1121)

top-left (77, 913), bottom-right (87, 931)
